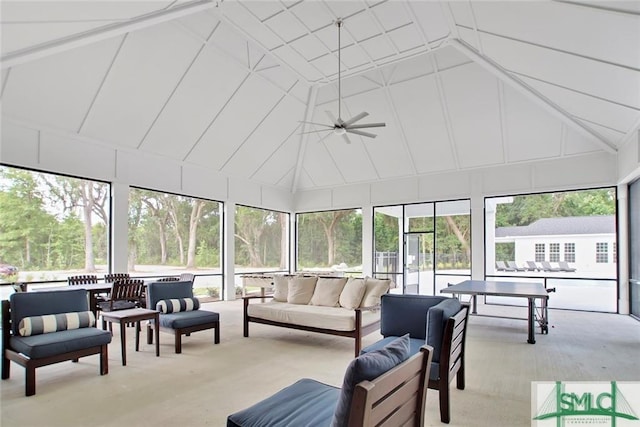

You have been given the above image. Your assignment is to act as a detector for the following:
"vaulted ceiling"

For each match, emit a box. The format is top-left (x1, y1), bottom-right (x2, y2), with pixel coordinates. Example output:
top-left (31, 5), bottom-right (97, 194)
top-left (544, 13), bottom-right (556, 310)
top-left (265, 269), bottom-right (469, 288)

top-left (2, 1), bottom-right (639, 194)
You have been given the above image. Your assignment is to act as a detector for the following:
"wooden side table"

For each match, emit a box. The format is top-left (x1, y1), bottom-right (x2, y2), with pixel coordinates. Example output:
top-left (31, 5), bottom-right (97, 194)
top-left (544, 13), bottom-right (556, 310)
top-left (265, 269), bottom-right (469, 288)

top-left (101, 308), bottom-right (160, 366)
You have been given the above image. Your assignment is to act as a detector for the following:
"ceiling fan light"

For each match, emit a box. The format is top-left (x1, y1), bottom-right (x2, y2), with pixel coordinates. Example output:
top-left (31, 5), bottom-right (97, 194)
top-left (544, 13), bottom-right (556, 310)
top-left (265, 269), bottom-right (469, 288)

top-left (334, 127), bottom-right (346, 136)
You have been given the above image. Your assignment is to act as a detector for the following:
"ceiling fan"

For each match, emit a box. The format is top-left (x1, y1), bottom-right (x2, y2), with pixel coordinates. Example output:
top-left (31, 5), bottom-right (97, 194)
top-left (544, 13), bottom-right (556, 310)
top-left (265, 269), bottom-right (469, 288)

top-left (301, 19), bottom-right (385, 144)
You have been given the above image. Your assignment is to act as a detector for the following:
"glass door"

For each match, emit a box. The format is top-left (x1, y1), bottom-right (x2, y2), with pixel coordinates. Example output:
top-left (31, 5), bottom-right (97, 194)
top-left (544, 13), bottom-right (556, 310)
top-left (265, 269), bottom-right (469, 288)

top-left (404, 232), bottom-right (434, 294)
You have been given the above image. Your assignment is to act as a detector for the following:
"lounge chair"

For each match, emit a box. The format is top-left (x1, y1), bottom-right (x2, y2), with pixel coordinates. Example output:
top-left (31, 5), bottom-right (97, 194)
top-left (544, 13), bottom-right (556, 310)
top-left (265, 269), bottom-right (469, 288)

top-left (558, 261), bottom-right (577, 272)
top-left (506, 261), bottom-right (526, 271)
top-left (495, 261), bottom-right (514, 272)
top-left (525, 261), bottom-right (541, 271)
top-left (540, 261), bottom-right (561, 272)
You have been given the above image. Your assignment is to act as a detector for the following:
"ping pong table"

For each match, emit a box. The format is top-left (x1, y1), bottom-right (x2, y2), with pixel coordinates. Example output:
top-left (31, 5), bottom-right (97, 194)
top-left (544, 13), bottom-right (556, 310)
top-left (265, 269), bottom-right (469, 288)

top-left (441, 280), bottom-right (549, 344)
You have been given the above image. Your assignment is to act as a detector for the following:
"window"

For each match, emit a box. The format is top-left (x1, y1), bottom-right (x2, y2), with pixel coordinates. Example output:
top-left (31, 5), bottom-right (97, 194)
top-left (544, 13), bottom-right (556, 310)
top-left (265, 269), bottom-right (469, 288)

top-left (128, 188), bottom-right (222, 299)
top-left (297, 209), bottom-right (362, 274)
top-left (564, 243), bottom-right (575, 263)
top-left (535, 244), bottom-right (545, 262)
top-left (0, 166), bottom-right (110, 287)
top-left (486, 188), bottom-right (617, 313)
top-left (596, 242), bottom-right (609, 263)
top-left (374, 200), bottom-right (470, 295)
top-left (235, 205), bottom-right (288, 273)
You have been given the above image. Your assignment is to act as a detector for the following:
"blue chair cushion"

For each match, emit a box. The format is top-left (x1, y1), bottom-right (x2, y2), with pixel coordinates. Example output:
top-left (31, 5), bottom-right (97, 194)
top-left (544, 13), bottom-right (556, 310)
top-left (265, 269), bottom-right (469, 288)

top-left (227, 378), bottom-right (339, 427)
top-left (10, 289), bottom-right (89, 336)
top-left (379, 294), bottom-right (448, 340)
top-left (426, 298), bottom-right (461, 363)
top-left (331, 334), bottom-right (411, 427)
top-left (10, 327), bottom-right (112, 359)
top-left (361, 335), bottom-right (424, 356)
top-left (158, 310), bottom-right (219, 329)
top-left (18, 311), bottom-right (95, 336)
top-left (98, 300), bottom-right (136, 311)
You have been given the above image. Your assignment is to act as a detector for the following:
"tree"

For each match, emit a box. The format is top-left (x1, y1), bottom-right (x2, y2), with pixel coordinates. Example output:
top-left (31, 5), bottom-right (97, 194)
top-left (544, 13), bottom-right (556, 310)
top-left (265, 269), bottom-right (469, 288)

top-left (186, 199), bottom-right (205, 269)
top-left (44, 177), bottom-right (109, 272)
top-left (0, 168), bottom-right (54, 269)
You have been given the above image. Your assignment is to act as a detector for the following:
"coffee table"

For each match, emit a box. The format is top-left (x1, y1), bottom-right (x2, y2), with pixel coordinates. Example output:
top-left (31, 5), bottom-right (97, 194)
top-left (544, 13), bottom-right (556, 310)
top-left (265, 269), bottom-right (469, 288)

top-left (101, 308), bottom-right (160, 366)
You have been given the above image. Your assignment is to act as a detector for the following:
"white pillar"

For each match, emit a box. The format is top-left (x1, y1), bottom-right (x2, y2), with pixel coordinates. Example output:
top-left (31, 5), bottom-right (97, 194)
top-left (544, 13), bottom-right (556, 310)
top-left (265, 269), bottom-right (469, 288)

top-left (617, 184), bottom-right (630, 314)
top-left (110, 182), bottom-right (129, 273)
top-left (484, 199), bottom-right (497, 276)
top-left (471, 195), bottom-right (485, 280)
top-left (361, 205), bottom-right (373, 276)
top-left (290, 213), bottom-right (297, 273)
top-left (224, 201), bottom-right (236, 301)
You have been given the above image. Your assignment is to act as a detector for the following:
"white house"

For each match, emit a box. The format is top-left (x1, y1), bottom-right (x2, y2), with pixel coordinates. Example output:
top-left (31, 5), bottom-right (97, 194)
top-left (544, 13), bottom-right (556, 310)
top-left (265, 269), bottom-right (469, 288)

top-left (495, 215), bottom-right (616, 277)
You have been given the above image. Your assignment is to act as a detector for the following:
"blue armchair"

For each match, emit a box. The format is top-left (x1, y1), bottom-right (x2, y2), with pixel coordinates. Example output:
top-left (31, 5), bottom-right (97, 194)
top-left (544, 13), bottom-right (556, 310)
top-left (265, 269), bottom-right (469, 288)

top-left (146, 281), bottom-right (220, 353)
top-left (361, 294), bottom-right (470, 424)
top-left (228, 335), bottom-right (434, 427)
top-left (2, 289), bottom-right (112, 396)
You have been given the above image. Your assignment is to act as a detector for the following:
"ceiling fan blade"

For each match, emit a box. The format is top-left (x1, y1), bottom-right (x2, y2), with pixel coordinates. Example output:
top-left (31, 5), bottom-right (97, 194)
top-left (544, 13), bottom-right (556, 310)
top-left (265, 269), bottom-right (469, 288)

top-left (346, 128), bottom-right (377, 138)
top-left (325, 110), bottom-right (342, 126)
top-left (299, 121), bottom-right (334, 128)
top-left (299, 129), bottom-right (332, 135)
top-left (342, 133), bottom-right (352, 144)
top-left (346, 122), bottom-right (386, 129)
top-left (342, 112), bottom-right (369, 127)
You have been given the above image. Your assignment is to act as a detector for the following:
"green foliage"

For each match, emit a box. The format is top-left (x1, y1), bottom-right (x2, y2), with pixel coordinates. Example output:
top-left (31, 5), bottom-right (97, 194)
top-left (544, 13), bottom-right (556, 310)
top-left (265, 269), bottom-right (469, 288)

top-left (234, 206), bottom-right (285, 268)
top-left (495, 242), bottom-right (515, 261)
top-left (495, 189), bottom-right (615, 227)
top-left (297, 210), bottom-right (362, 269)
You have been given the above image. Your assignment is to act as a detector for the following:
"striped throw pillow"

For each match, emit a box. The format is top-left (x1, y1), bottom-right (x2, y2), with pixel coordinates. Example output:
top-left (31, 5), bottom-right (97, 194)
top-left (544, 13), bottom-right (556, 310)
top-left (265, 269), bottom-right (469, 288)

top-left (18, 311), bottom-right (96, 337)
top-left (156, 298), bottom-right (200, 314)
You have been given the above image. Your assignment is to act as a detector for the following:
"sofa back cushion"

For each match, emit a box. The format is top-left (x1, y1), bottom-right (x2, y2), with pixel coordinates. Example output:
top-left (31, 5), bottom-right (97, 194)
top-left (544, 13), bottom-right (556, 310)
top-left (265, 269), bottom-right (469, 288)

top-left (338, 277), bottom-right (366, 309)
top-left (156, 297), bottom-right (200, 314)
top-left (18, 311), bottom-right (95, 336)
top-left (287, 276), bottom-right (318, 304)
top-left (10, 289), bottom-right (89, 336)
top-left (272, 275), bottom-right (290, 302)
top-left (426, 298), bottom-right (462, 363)
top-left (147, 281), bottom-right (194, 310)
top-left (380, 294), bottom-right (449, 340)
top-left (309, 277), bottom-right (348, 307)
top-left (331, 334), bottom-right (411, 427)
top-left (359, 277), bottom-right (391, 307)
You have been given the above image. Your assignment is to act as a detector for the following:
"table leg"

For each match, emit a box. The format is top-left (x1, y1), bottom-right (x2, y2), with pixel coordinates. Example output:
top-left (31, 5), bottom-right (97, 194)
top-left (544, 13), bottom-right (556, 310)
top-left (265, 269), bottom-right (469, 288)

top-left (527, 298), bottom-right (535, 344)
top-left (89, 291), bottom-right (98, 318)
top-left (154, 313), bottom-right (160, 357)
top-left (472, 295), bottom-right (478, 314)
top-left (135, 322), bottom-right (140, 352)
top-left (120, 320), bottom-right (127, 365)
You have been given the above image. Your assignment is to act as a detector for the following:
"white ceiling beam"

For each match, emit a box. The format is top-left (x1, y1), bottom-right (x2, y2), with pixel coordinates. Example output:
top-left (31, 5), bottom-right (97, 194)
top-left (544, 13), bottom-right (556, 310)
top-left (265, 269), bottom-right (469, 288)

top-left (1, 0), bottom-right (217, 69)
top-left (291, 86), bottom-right (318, 193)
top-left (450, 38), bottom-right (618, 154)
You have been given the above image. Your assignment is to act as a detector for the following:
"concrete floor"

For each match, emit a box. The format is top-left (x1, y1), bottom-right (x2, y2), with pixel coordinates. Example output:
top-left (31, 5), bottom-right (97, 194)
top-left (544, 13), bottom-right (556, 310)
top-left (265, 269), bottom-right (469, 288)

top-left (1, 299), bottom-right (638, 427)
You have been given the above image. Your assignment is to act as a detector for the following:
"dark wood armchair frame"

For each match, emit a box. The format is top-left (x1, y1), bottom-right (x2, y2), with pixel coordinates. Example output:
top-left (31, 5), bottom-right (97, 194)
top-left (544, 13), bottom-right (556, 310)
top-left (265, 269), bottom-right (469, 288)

top-left (243, 295), bottom-right (381, 357)
top-left (1, 300), bottom-right (109, 396)
top-left (428, 303), bottom-right (470, 424)
top-left (104, 273), bottom-right (130, 283)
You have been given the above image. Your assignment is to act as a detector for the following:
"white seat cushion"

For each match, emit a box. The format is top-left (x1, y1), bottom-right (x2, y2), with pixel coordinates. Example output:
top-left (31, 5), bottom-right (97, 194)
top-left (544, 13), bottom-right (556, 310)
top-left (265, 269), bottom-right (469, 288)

top-left (247, 301), bottom-right (380, 332)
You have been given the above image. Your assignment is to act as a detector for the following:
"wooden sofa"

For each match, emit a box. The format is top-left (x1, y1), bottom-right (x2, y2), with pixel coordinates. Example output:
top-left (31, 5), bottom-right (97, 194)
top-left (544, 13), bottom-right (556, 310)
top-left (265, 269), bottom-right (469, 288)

top-left (2, 289), bottom-right (112, 396)
top-left (243, 275), bottom-right (390, 356)
top-left (228, 337), bottom-right (434, 427)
